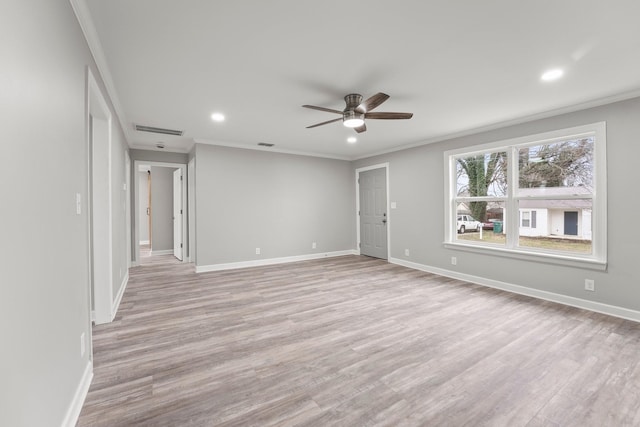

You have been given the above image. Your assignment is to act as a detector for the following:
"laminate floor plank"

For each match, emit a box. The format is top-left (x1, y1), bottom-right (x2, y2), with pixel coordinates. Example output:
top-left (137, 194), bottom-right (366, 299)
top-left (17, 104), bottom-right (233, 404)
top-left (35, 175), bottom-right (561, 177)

top-left (78, 255), bottom-right (640, 426)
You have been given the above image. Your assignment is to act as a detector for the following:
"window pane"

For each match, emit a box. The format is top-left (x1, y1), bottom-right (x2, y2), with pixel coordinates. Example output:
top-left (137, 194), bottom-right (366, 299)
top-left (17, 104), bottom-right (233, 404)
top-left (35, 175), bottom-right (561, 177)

top-left (518, 137), bottom-right (593, 196)
top-left (517, 199), bottom-right (592, 254)
top-left (456, 201), bottom-right (506, 245)
top-left (456, 152), bottom-right (507, 197)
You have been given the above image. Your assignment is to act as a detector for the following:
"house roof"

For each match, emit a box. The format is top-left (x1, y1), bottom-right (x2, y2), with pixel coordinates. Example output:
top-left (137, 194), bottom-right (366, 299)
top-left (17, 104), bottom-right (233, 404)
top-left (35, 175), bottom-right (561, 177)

top-left (519, 186), bottom-right (592, 209)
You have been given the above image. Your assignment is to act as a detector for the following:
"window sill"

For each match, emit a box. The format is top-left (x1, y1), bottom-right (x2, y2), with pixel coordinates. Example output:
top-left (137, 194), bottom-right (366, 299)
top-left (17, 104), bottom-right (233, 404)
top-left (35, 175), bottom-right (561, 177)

top-left (443, 241), bottom-right (607, 271)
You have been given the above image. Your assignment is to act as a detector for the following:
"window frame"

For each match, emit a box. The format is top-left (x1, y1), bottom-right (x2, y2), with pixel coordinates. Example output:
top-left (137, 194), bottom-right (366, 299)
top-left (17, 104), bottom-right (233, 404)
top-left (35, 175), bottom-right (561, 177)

top-left (444, 122), bottom-right (607, 271)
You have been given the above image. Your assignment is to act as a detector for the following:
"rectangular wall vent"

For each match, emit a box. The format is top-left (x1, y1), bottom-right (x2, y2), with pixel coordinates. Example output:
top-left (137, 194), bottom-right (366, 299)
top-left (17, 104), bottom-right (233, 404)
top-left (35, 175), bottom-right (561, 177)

top-left (258, 142), bottom-right (274, 147)
top-left (134, 124), bottom-right (184, 136)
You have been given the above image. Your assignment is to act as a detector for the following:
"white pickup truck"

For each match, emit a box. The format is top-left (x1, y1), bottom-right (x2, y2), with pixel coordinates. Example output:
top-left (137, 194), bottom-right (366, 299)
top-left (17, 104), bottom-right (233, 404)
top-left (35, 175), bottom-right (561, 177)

top-left (457, 214), bottom-right (482, 233)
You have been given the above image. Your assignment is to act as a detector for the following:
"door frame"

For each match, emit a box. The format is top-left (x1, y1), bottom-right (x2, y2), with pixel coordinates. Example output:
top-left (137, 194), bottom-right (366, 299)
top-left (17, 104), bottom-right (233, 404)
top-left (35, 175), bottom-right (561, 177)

top-left (172, 168), bottom-right (183, 260)
top-left (132, 160), bottom-right (187, 265)
top-left (355, 163), bottom-right (390, 258)
top-left (188, 157), bottom-right (196, 264)
top-left (87, 68), bottom-right (113, 326)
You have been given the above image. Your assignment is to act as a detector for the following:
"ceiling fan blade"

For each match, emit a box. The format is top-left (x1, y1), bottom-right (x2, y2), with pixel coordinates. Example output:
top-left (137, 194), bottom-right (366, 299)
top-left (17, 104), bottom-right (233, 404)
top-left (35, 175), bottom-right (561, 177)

top-left (302, 105), bottom-right (343, 114)
top-left (355, 92), bottom-right (389, 113)
top-left (355, 123), bottom-right (367, 133)
top-left (365, 112), bottom-right (413, 120)
top-left (306, 117), bottom-right (342, 128)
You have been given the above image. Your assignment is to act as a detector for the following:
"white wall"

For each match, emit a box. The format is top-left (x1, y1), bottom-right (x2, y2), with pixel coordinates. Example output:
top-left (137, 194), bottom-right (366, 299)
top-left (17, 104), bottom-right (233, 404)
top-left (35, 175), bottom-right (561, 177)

top-left (519, 209), bottom-right (547, 237)
top-left (354, 96), bottom-right (640, 312)
top-left (194, 144), bottom-right (355, 267)
top-left (0, 0), bottom-right (129, 425)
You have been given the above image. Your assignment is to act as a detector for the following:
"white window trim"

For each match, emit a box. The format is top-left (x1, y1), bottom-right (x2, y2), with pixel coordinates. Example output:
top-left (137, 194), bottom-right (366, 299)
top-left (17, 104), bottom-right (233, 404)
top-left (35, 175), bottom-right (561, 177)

top-left (444, 122), bottom-right (607, 271)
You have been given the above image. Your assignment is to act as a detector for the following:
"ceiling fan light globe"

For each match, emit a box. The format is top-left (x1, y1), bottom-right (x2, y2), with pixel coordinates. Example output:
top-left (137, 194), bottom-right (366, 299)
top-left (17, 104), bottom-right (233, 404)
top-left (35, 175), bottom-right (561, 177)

top-left (343, 110), bottom-right (364, 128)
top-left (343, 118), bottom-right (365, 128)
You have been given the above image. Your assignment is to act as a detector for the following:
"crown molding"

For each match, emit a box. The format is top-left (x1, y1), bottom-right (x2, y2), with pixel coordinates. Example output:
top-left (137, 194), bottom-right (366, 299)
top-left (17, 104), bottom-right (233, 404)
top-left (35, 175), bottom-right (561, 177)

top-left (354, 88), bottom-right (640, 161)
top-left (193, 139), bottom-right (352, 161)
top-left (70, 0), bottom-right (132, 145)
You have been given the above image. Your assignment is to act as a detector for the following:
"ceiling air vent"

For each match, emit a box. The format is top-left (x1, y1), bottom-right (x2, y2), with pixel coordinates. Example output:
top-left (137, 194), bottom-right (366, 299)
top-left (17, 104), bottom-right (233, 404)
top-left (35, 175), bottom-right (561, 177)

top-left (134, 124), bottom-right (184, 136)
top-left (258, 142), bottom-right (274, 147)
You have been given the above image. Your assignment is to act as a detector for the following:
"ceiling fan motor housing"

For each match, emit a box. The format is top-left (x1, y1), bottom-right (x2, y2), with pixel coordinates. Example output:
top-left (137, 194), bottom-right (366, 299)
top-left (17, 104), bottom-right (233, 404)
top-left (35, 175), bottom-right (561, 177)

top-left (344, 93), bottom-right (364, 110)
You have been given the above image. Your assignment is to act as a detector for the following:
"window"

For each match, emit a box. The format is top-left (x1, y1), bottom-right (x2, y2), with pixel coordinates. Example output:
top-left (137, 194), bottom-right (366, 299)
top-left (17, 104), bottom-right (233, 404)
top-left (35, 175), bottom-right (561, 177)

top-left (445, 122), bottom-right (606, 269)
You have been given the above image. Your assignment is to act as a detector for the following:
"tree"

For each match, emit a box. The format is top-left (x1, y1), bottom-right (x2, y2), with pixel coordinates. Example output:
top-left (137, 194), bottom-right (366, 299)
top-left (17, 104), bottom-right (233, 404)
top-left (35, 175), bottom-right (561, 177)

top-left (519, 138), bottom-right (593, 189)
top-left (457, 152), bottom-right (506, 221)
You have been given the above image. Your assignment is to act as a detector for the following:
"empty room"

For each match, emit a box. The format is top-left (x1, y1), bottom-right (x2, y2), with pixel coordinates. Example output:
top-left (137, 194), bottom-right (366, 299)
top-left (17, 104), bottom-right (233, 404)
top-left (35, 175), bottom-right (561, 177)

top-left (3, 1), bottom-right (640, 426)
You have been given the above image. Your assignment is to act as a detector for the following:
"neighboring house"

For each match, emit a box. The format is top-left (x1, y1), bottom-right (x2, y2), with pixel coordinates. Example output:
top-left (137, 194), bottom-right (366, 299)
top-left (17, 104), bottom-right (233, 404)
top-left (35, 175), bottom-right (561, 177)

top-left (518, 187), bottom-right (592, 240)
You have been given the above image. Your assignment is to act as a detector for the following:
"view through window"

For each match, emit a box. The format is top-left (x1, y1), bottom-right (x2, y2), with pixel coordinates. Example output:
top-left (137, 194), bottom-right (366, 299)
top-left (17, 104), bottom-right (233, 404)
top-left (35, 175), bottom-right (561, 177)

top-left (446, 123), bottom-right (606, 266)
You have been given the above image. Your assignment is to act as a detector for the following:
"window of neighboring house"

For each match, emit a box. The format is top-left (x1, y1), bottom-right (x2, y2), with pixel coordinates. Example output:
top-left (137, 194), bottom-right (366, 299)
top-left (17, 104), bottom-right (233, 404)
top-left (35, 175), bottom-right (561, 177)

top-left (531, 211), bottom-right (537, 228)
top-left (445, 122), bottom-right (607, 270)
top-left (519, 210), bottom-right (538, 228)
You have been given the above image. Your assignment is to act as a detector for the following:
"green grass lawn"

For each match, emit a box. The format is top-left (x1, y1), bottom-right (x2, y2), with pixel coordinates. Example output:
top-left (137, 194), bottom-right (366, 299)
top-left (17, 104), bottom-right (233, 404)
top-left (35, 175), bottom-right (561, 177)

top-left (457, 231), bottom-right (592, 253)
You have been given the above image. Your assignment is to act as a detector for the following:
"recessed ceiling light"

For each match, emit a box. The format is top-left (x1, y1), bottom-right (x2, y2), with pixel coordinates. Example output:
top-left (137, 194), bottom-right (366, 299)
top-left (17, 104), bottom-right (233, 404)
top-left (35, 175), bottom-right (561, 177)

top-left (347, 136), bottom-right (357, 144)
top-left (541, 69), bottom-right (564, 82)
top-left (210, 112), bottom-right (225, 122)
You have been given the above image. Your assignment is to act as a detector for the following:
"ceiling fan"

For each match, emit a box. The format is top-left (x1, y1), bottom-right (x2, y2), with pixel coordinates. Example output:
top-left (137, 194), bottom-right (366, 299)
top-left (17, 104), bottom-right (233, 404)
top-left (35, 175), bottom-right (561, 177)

top-left (302, 92), bottom-right (413, 133)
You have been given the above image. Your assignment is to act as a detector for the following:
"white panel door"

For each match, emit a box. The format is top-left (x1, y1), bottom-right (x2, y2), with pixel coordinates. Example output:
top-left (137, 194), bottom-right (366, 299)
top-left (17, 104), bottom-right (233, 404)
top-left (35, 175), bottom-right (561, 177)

top-left (359, 168), bottom-right (388, 259)
top-left (173, 169), bottom-right (183, 260)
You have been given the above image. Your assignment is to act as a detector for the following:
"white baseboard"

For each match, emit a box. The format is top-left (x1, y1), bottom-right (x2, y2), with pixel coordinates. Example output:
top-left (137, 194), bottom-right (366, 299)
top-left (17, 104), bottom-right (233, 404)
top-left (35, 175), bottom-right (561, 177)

top-left (389, 257), bottom-right (640, 323)
top-left (139, 240), bottom-right (150, 245)
top-left (151, 249), bottom-right (174, 256)
top-left (61, 360), bottom-right (93, 427)
top-left (111, 271), bottom-right (129, 321)
top-left (196, 250), bottom-right (358, 273)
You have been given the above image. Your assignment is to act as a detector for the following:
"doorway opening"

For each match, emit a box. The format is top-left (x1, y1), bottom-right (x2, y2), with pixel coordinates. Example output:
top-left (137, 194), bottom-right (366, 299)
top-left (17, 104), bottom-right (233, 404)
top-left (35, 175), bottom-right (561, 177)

top-left (133, 161), bottom-right (187, 266)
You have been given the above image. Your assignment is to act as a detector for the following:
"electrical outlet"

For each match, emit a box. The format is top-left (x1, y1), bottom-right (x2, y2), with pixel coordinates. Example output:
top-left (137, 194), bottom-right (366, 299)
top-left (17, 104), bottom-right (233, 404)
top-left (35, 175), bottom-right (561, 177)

top-left (451, 256), bottom-right (457, 265)
top-left (585, 279), bottom-right (595, 291)
top-left (80, 333), bottom-right (86, 357)
top-left (404, 249), bottom-right (410, 256)
top-left (255, 248), bottom-right (261, 255)
top-left (312, 242), bottom-right (317, 249)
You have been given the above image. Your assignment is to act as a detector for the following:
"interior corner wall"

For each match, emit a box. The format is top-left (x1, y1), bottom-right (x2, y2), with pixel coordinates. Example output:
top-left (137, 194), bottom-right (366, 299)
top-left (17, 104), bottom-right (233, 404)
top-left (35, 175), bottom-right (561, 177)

top-left (0, 0), bottom-right (128, 425)
top-left (150, 166), bottom-right (175, 252)
top-left (194, 144), bottom-right (355, 267)
top-left (353, 96), bottom-right (640, 313)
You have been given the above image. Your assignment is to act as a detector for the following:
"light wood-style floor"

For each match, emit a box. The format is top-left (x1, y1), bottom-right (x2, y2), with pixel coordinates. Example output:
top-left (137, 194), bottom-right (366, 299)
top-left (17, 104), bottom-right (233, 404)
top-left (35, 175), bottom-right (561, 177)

top-left (78, 255), bottom-right (640, 426)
